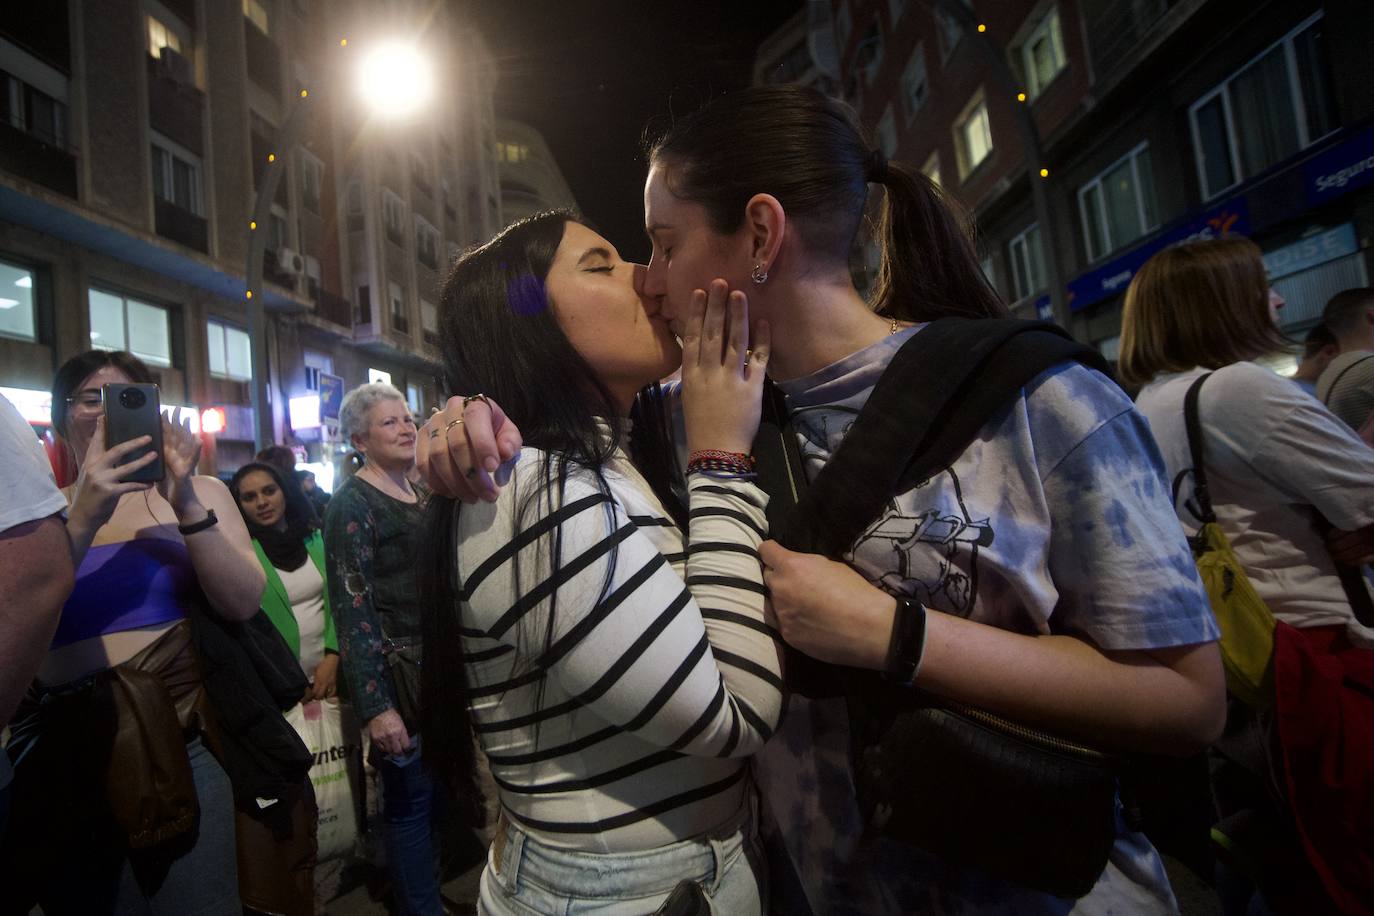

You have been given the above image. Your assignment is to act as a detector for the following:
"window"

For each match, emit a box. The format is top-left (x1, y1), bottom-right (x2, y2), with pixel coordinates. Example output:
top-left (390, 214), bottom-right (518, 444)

top-left (304, 255), bottom-right (321, 300)
top-left (1019, 6), bottom-right (1067, 99)
top-left (381, 190), bottom-right (406, 245)
top-left (1078, 143), bottom-right (1157, 262)
top-left (207, 320), bottom-right (252, 381)
top-left (0, 259), bottom-right (37, 342)
top-left (922, 152), bottom-right (942, 188)
top-left (303, 349), bottom-right (331, 389)
top-left (1, 71), bottom-right (69, 149)
top-left (150, 133), bottom-right (203, 215)
top-left (1008, 224), bottom-right (1047, 301)
top-left (243, 0), bottom-right (270, 34)
top-left (835, 2), bottom-right (853, 53)
top-left (495, 142), bottom-right (529, 164)
top-left (421, 298), bottom-right (438, 342)
top-left (147, 15), bottom-right (184, 59)
top-left (936, 5), bottom-right (965, 62)
top-left (1189, 13), bottom-right (1337, 199)
top-left (368, 368), bottom-right (391, 386)
top-left (856, 18), bottom-right (884, 84)
top-left (89, 289), bottom-right (172, 367)
top-left (875, 105), bottom-right (897, 159)
top-left (299, 152), bottom-right (322, 213)
top-left (901, 44), bottom-right (928, 121)
top-left (954, 92), bottom-right (993, 178)
top-left (406, 383), bottom-right (421, 414)
top-left (268, 206), bottom-right (288, 251)
top-left (415, 216), bottom-right (439, 269)
top-left (388, 280), bottom-right (408, 334)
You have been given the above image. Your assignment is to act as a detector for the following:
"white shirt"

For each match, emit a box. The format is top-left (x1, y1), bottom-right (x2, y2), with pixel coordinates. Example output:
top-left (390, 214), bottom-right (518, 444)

top-left (1137, 362), bottom-right (1374, 648)
top-left (277, 560), bottom-right (326, 676)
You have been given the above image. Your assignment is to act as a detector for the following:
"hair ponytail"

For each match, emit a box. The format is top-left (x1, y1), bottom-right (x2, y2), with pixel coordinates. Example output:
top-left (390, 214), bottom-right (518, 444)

top-left (871, 163), bottom-right (1009, 321)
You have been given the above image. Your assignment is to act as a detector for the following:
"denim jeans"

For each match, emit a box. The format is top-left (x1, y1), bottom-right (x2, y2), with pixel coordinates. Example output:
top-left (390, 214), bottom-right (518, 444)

top-left (478, 798), bottom-right (765, 915)
top-left (377, 739), bottom-right (442, 916)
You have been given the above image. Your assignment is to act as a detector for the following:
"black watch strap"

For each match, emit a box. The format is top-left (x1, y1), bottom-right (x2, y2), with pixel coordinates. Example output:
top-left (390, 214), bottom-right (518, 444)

top-left (883, 596), bottom-right (928, 688)
top-left (178, 508), bottom-right (218, 536)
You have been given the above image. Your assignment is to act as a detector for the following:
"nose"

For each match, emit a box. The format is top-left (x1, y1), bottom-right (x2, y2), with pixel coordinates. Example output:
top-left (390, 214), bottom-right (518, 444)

top-left (643, 254), bottom-right (667, 303)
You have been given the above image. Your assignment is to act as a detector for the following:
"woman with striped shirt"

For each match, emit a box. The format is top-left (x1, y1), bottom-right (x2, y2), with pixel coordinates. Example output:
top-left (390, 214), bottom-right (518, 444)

top-left (420, 212), bottom-right (784, 914)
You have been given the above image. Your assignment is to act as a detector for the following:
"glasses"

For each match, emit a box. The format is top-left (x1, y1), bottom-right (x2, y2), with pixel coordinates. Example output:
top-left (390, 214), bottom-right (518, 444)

top-left (65, 391), bottom-right (104, 417)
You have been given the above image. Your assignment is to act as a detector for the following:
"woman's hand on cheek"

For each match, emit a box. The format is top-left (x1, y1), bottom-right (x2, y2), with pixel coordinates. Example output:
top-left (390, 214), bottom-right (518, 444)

top-left (680, 279), bottom-right (770, 456)
top-left (761, 539), bottom-right (894, 670)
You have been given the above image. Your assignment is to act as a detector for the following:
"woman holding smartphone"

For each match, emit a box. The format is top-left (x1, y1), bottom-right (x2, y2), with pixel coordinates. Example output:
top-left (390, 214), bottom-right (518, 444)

top-left (1, 349), bottom-right (263, 915)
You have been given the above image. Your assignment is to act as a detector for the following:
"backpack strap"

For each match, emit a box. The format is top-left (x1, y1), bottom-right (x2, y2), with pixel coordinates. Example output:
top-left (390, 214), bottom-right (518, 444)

top-left (1182, 373), bottom-right (1218, 526)
top-left (772, 318), bottom-right (1111, 559)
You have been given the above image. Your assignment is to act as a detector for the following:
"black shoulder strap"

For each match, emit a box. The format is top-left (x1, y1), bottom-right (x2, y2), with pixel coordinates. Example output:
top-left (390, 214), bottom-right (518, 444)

top-left (770, 318), bottom-right (1110, 559)
top-left (1182, 373), bottom-right (1217, 525)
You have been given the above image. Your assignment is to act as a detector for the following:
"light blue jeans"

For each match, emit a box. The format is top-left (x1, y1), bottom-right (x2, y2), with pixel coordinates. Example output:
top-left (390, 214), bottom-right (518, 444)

top-left (478, 799), bottom-right (765, 915)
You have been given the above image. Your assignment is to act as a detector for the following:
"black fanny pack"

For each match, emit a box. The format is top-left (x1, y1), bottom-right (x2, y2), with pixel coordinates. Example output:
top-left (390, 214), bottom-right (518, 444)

top-left (755, 318), bottom-right (1121, 898)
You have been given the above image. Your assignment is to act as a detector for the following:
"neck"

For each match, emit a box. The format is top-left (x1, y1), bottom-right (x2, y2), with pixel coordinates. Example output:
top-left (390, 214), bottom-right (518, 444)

top-left (1337, 333), bottom-right (1374, 355)
top-left (271, 517), bottom-right (289, 533)
top-left (759, 274), bottom-right (896, 381)
top-left (361, 460), bottom-right (413, 495)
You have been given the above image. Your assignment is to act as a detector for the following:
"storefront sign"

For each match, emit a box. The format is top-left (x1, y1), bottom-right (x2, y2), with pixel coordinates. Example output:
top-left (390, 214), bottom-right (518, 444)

top-left (1068, 198), bottom-right (1251, 312)
top-left (1262, 224), bottom-right (1360, 280)
top-left (1305, 126), bottom-right (1374, 206)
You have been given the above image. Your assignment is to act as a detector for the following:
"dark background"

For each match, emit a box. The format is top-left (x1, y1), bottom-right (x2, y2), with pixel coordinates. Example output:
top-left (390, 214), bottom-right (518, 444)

top-left (465, 0), bottom-right (805, 260)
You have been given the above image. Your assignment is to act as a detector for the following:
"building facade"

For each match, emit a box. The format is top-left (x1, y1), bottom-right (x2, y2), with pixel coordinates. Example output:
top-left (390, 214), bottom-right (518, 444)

top-left (0, 0), bottom-right (503, 484)
top-left (766, 0), bottom-right (1373, 370)
top-left (494, 118), bottom-right (578, 223)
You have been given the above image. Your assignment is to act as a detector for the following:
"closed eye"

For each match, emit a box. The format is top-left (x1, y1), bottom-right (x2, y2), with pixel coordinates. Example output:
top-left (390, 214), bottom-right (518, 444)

top-left (585, 266), bottom-right (614, 274)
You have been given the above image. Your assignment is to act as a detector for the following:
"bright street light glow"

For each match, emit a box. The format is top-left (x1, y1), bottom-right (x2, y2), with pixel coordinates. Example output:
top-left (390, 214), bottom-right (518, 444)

top-left (357, 42), bottom-right (433, 119)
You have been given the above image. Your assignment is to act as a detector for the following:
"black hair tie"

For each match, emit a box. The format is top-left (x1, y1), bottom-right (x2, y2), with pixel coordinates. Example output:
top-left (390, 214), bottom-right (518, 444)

top-left (866, 148), bottom-right (889, 183)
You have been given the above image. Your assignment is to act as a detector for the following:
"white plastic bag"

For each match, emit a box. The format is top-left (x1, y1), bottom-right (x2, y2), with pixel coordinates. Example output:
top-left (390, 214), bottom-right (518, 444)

top-left (285, 699), bottom-right (362, 862)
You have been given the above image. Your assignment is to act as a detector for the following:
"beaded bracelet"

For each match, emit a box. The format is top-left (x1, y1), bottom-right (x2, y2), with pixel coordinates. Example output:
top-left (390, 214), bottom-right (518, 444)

top-left (687, 455), bottom-right (755, 476)
top-left (689, 448), bottom-right (753, 465)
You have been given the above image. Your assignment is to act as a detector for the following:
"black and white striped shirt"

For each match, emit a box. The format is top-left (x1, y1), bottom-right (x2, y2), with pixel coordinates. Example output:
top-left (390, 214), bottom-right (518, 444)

top-left (456, 446), bottom-right (783, 853)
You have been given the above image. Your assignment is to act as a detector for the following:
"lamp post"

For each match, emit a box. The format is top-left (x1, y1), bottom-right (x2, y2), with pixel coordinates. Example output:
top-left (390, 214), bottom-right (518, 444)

top-left (243, 39), bottom-right (433, 452)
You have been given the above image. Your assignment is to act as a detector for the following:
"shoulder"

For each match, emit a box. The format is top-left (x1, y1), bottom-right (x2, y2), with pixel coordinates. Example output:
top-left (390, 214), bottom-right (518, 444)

top-left (1317, 349), bottom-right (1374, 394)
top-left (1019, 361), bottom-right (1137, 474)
top-left (189, 475), bottom-right (237, 513)
top-left (322, 479), bottom-right (372, 529)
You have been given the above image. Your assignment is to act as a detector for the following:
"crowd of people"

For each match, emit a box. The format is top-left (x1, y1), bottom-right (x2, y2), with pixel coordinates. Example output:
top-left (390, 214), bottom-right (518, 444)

top-left (1, 85), bottom-right (1371, 916)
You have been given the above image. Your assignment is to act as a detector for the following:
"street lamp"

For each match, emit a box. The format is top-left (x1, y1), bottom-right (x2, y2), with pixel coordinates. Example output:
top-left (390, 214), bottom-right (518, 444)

top-left (243, 38), bottom-right (432, 451)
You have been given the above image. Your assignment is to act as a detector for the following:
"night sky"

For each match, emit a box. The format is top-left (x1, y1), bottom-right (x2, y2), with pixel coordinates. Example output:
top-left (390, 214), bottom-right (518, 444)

top-left (464, 0), bottom-right (805, 261)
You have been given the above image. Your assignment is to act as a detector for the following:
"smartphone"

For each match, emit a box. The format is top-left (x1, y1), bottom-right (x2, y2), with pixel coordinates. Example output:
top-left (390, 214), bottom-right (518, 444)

top-left (653, 881), bottom-right (711, 916)
top-left (103, 383), bottom-right (165, 482)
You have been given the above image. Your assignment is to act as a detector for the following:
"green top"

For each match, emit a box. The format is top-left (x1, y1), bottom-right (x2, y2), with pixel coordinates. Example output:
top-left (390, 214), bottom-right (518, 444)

top-left (252, 529), bottom-right (338, 661)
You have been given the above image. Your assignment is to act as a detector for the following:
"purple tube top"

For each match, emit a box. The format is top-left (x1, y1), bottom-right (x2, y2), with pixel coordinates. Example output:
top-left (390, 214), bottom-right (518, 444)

top-left (50, 538), bottom-right (198, 649)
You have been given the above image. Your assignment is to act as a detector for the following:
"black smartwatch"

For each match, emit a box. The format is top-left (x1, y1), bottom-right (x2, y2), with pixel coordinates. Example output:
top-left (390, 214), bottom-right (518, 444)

top-left (883, 596), bottom-right (927, 688)
top-left (178, 508), bottom-right (218, 536)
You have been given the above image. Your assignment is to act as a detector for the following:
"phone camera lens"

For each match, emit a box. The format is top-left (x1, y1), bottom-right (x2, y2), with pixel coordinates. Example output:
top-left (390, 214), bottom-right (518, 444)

top-left (119, 388), bottom-right (147, 409)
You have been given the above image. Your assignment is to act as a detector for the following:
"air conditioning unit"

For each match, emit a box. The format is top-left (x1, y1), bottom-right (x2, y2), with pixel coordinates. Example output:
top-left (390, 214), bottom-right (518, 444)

top-left (275, 247), bottom-right (305, 276)
top-left (156, 47), bottom-right (194, 87)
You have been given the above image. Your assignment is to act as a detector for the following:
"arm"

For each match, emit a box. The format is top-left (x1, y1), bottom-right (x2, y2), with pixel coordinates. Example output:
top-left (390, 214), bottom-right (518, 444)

top-left (0, 515), bottom-right (75, 726)
top-left (176, 476), bottom-right (266, 622)
top-left (765, 402), bottom-right (1227, 757)
top-left (466, 461), bottom-right (782, 757)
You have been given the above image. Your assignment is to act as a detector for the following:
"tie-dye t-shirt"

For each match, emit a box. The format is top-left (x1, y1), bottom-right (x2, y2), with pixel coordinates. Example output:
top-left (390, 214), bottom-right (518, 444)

top-left (755, 326), bottom-right (1219, 915)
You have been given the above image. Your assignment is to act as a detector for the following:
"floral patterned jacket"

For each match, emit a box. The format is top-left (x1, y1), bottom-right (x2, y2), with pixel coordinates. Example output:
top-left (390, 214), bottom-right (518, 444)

top-left (322, 475), bottom-right (428, 724)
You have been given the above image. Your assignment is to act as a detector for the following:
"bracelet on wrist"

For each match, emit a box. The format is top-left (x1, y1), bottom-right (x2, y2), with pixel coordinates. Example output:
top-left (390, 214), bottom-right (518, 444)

top-left (178, 508), bottom-right (218, 536)
top-left (883, 596), bottom-right (927, 688)
top-left (686, 450), bottom-right (755, 477)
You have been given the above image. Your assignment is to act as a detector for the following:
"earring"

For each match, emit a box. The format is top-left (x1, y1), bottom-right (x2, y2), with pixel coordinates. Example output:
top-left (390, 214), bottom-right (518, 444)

top-left (751, 263), bottom-right (768, 284)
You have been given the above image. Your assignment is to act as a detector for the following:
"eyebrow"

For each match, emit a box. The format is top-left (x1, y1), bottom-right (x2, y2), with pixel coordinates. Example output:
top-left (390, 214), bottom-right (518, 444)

top-left (575, 246), bottom-right (614, 267)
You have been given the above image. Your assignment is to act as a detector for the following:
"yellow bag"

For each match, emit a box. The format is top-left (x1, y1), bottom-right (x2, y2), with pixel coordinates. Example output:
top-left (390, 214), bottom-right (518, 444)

top-left (1182, 374), bottom-right (1275, 709)
top-left (1191, 521), bottom-right (1275, 709)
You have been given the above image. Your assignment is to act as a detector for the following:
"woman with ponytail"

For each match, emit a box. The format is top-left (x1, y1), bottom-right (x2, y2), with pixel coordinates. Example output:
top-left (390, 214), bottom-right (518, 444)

top-left (421, 86), bottom-right (1224, 914)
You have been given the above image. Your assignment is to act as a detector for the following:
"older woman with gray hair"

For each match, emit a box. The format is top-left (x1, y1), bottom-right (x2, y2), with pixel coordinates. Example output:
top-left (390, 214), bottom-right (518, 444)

top-left (321, 382), bottom-right (441, 915)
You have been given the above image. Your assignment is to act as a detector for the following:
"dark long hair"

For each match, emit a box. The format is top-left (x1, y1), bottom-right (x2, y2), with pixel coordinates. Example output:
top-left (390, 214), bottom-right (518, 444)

top-left (419, 211), bottom-right (681, 803)
top-left (646, 84), bottom-right (1008, 322)
top-left (51, 349), bottom-right (154, 438)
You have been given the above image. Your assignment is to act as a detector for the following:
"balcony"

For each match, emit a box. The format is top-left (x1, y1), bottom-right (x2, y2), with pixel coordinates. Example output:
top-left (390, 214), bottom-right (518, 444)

top-left (146, 55), bottom-right (204, 155)
top-left (316, 289), bottom-right (352, 328)
top-left (244, 20), bottom-right (281, 95)
top-left (154, 197), bottom-right (208, 252)
top-left (0, 120), bottom-right (77, 198)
